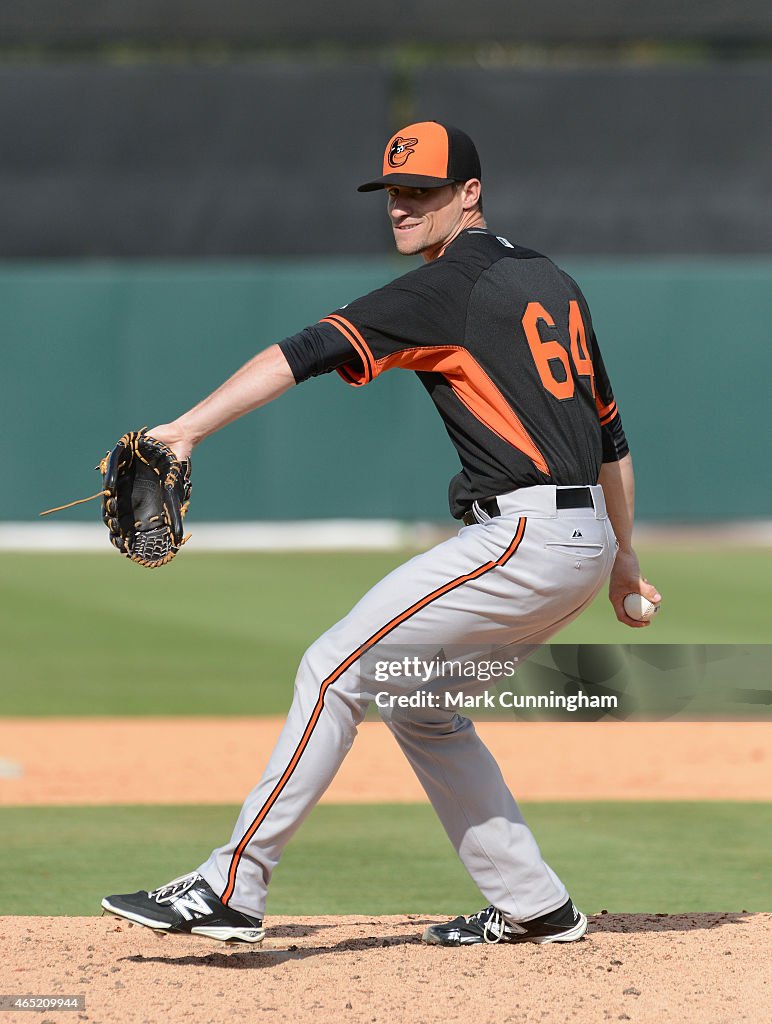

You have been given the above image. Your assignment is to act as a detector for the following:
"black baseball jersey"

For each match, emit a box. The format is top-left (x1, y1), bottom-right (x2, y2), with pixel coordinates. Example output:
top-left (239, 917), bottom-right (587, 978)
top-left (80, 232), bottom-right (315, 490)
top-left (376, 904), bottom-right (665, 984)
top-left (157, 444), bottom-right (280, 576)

top-left (280, 228), bottom-right (628, 519)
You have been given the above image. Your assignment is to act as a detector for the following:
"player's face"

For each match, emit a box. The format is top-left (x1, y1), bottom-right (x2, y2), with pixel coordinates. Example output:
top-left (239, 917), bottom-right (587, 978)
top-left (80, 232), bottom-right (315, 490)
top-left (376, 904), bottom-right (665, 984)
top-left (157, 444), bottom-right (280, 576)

top-left (386, 183), bottom-right (479, 261)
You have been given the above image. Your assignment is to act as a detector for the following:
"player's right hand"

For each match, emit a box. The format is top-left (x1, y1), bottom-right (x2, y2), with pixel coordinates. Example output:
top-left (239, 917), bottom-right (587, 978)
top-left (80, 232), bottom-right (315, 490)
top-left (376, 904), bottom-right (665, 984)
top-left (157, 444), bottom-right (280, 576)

top-left (608, 548), bottom-right (661, 628)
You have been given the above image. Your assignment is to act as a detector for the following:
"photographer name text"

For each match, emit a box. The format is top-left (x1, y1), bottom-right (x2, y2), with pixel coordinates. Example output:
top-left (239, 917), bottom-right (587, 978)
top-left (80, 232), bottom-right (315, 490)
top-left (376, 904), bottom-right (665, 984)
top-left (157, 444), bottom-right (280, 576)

top-left (374, 690), bottom-right (617, 711)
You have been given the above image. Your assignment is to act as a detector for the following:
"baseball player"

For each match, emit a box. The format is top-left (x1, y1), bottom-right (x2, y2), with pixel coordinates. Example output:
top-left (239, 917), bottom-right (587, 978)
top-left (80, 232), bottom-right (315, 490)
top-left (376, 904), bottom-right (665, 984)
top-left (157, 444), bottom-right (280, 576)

top-left (102, 121), bottom-right (660, 947)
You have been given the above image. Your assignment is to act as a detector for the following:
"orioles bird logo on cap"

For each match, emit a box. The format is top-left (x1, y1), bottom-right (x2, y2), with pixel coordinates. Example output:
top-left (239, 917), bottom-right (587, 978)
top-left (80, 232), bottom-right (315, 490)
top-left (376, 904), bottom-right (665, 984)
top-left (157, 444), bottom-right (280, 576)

top-left (388, 136), bottom-right (419, 168)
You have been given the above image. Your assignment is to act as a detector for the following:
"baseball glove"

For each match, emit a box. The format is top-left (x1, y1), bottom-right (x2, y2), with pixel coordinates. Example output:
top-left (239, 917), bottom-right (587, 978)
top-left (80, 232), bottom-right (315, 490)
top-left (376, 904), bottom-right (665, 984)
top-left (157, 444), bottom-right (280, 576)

top-left (41, 429), bottom-right (191, 568)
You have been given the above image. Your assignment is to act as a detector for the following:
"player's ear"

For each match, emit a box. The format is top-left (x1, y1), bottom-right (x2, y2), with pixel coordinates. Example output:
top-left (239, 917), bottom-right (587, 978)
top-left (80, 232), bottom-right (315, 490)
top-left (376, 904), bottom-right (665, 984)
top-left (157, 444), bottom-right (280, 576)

top-left (460, 179), bottom-right (482, 210)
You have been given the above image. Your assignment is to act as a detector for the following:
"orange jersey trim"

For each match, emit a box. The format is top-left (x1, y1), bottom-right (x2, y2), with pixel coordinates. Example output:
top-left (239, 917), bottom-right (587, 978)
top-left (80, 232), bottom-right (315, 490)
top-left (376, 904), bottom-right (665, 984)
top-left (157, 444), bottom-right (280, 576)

top-left (379, 345), bottom-right (549, 475)
top-left (329, 329), bottom-right (549, 476)
top-left (321, 315), bottom-right (375, 384)
top-left (219, 517), bottom-right (528, 907)
top-left (596, 397), bottom-right (618, 426)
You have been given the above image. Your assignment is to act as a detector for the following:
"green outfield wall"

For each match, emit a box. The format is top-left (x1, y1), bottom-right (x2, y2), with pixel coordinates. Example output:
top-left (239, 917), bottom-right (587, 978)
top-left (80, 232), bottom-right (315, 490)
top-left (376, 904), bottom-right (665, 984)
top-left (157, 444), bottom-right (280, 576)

top-left (2, 259), bottom-right (770, 523)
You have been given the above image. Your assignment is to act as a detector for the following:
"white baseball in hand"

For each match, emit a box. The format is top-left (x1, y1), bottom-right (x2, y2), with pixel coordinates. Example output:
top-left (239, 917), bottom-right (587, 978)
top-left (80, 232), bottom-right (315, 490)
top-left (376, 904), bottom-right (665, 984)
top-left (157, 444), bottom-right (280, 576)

top-left (623, 593), bottom-right (660, 621)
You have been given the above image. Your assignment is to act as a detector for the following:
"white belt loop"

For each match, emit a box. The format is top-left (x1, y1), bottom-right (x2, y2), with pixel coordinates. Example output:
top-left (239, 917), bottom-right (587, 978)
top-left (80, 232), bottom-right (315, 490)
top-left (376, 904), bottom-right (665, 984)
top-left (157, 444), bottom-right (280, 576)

top-left (588, 484), bottom-right (607, 519)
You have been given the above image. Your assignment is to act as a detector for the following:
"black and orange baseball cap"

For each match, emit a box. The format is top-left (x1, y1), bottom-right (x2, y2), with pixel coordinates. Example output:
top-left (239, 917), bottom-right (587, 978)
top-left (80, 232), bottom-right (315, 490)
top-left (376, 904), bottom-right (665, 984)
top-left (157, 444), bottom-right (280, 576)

top-left (357, 121), bottom-right (481, 192)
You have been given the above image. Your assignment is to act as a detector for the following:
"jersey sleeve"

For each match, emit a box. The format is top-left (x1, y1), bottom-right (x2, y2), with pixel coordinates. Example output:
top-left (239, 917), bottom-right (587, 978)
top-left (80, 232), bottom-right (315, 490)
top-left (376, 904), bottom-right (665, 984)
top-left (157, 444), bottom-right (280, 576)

top-left (319, 262), bottom-right (470, 386)
top-left (591, 331), bottom-right (629, 462)
top-left (278, 321), bottom-right (359, 384)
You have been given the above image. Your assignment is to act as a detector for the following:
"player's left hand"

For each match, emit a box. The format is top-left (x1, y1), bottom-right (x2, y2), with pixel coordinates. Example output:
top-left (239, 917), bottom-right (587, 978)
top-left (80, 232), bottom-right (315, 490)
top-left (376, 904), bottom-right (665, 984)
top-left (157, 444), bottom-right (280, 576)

top-left (147, 422), bottom-right (194, 463)
top-left (40, 428), bottom-right (193, 568)
top-left (101, 429), bottom-right (192, 568)
top-left (608, 548), bottom-right (661, 628)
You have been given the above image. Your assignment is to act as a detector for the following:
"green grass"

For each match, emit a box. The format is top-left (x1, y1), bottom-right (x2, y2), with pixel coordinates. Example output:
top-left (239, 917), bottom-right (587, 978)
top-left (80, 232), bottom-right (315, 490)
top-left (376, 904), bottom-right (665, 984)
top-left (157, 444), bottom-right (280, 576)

top-left (0, 547), bottom-right (769, 715)
top-left (0, 802), bottom-right (769, 917)
top-left (0, 551), bottom-right (404, 715)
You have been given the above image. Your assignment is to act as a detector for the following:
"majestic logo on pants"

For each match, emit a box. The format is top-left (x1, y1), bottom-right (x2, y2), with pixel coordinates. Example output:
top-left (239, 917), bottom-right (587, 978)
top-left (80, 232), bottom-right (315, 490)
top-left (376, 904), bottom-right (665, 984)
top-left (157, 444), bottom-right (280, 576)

top-left (388, 136), bottom-right (419, 167)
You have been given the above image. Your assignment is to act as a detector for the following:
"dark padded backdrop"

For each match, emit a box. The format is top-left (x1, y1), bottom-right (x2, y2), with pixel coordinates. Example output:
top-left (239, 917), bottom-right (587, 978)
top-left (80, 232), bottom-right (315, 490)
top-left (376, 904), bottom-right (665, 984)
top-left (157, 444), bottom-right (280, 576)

top-left (412, 67), bottom-right (772, 255)
top-left (0, 64), bottom-right (394, 258)
top-left (1, 65), bottom-right (769, 257)
top-left (2, 0), bottom-right (771, 43)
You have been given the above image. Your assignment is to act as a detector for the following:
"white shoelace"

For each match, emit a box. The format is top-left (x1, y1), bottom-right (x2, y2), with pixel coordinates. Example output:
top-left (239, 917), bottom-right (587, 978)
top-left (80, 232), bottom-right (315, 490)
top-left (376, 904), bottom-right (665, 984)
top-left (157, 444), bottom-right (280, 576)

top-left (150, 872), bottom-right (200, 904)
top-left (467, 906), bottom-right (508, 944)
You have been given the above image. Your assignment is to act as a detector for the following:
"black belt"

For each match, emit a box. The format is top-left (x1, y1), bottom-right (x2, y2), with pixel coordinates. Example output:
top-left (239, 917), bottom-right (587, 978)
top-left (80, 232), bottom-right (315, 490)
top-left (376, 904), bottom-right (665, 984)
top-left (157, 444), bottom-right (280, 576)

top-left (462, 487), bottom-right (594, 526)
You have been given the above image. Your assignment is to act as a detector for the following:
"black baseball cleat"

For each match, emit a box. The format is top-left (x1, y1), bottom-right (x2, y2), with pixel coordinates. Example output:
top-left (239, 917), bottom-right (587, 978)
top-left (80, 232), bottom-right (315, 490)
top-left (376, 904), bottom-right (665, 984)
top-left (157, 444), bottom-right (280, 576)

top-left (101, 871), bottom-right (265, 944)
top-left (422, 897), bottom-right (587, 946)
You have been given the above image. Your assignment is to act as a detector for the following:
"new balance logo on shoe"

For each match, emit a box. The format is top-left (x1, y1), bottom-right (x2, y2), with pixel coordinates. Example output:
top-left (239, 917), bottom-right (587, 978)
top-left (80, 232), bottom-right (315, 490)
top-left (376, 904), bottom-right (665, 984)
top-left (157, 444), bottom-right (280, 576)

top-left (171, 891), bottom-right (215, 921)
top-left (101, 871), bottom-right (265, 944)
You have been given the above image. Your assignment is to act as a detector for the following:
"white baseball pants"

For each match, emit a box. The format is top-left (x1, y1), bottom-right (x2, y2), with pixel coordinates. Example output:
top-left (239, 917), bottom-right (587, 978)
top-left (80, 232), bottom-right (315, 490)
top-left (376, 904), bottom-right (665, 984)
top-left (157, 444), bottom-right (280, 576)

top-left (198, 484), bottom-right (617, 922)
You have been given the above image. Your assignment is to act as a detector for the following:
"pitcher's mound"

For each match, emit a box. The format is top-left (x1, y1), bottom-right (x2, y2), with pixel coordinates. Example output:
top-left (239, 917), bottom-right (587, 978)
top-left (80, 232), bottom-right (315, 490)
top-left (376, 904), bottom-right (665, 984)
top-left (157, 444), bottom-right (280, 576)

top-left (1, 912), bottom-right (768, 1023)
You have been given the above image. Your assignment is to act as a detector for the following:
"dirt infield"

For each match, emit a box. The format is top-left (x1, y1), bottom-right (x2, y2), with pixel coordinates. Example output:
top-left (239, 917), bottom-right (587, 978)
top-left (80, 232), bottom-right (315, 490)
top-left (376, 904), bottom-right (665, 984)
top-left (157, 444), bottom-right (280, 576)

top-left (1, 718), bottom-right (770, 804)
top-left (2, 719), bottom-right (769, 1023)
top-left (1, 912), bottom-right (770, 1024)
